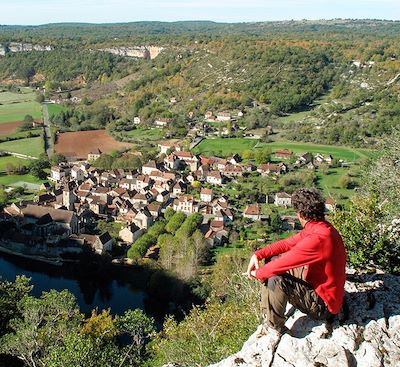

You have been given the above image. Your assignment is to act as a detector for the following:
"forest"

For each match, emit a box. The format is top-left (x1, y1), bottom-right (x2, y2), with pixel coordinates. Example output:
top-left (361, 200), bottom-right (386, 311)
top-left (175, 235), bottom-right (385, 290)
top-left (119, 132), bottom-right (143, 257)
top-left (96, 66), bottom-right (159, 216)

top-left (0, 20), bottom-right (399, 148)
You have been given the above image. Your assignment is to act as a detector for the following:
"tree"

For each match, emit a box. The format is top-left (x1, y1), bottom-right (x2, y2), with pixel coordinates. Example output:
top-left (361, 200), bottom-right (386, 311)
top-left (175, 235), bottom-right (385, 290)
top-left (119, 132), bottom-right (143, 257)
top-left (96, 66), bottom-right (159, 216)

top-left (165, 212), bottom-right (186, 234)
top-left (44, 333), bottom-right (121, 367)
top-left (254, 147), bottom-right (272, 164)
top-left (191, 230), bottom-right (210, 266)
top-left (35, 94), bottom-right (45, 103)
top-left (23, 115), bottom-right (34, 124)
top-left (80, 309), bottom-right (117, 340)
top-left (242, 150), bottom-right (253, 160)
top-left (158, 235), bottom-right (177, 270)
top-left (50, 154), bottom-right (66, 166)
top-left (163, 207), bottom-right (175, 221)
top-left (29, 156), bottom-right (50, 180)
top-left (0, 290), bottom-right (82, 367)
top-left (0, 276), bottom-right (32, 335)
top-left (191, 180), bottom-right (202, 189)
top-left (115, 309), bottom-right (154, 366)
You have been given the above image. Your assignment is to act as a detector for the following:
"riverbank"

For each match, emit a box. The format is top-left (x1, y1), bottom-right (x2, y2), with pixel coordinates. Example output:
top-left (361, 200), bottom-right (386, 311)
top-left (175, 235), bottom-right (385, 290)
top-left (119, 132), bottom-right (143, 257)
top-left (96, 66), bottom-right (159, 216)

top-left (0, 243), bottom-right (64, 266)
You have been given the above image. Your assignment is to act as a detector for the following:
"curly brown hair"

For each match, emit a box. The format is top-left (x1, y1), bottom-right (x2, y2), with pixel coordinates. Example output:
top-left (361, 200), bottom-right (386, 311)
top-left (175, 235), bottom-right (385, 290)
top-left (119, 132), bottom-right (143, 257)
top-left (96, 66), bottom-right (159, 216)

top-left (291, 188), bottom-right (325, 221)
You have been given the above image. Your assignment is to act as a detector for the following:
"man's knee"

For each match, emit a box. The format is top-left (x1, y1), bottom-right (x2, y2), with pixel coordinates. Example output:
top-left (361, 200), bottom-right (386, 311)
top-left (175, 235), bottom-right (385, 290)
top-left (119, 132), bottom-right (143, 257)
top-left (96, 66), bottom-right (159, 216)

top-left (267, 275), bottom-right (284, 292)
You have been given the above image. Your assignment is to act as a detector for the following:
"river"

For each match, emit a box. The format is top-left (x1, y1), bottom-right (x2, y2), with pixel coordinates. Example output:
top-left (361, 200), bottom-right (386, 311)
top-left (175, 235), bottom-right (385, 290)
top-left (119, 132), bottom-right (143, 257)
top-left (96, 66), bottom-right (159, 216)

top-left (0, 252), bottom-right (161, 319)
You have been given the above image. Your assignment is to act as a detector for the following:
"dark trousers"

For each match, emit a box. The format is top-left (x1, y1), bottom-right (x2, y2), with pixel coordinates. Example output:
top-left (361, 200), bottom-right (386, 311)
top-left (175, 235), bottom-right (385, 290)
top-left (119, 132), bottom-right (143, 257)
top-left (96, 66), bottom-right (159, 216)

top-left (261, 266), bottom-right (331, 330)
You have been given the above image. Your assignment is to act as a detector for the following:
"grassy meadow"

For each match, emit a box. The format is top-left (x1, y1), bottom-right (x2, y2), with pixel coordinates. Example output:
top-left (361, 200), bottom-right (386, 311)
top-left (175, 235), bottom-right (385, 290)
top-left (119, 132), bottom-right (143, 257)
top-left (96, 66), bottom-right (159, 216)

top-left (258, 140), bottom-right (376, 161)
top-left (0, 136), bottom-right (44, 158)
top-left (124, 128), bottom-right (164, 141)
top-left (192, 138), bottom-right (258, 156)
top-left (47, 103), bottom-right (66, 117)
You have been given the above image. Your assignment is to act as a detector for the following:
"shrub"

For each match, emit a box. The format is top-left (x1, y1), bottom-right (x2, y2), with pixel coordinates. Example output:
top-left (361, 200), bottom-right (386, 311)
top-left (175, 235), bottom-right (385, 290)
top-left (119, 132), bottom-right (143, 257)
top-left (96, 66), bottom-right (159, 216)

top-left (331, 194), bottom-right (400, 273)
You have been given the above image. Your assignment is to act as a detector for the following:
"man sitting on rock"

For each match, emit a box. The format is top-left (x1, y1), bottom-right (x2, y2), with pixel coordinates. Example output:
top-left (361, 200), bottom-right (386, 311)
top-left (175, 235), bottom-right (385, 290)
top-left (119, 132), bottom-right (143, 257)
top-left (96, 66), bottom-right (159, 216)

top-left (244, 188), bottom-right (346, 334)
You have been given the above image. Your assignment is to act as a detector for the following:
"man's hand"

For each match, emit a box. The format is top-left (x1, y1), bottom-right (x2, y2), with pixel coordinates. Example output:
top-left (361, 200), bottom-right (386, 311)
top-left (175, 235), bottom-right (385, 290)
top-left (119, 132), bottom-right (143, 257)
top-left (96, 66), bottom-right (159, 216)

top-left (243, 254), bottom-right (259, 279)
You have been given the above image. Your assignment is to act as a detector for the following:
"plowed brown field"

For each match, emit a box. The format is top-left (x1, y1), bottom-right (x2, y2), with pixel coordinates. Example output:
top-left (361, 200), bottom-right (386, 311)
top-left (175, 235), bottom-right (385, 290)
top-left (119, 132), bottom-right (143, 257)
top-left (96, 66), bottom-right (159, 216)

top-left (55, 130), bottom-right (132, 159)
top-left (0, 121), bottom-right (23, 135)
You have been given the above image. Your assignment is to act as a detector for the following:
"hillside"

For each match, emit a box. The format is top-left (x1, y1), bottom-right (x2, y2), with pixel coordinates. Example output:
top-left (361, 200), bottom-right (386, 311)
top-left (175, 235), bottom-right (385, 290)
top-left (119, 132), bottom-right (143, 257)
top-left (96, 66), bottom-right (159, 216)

top-left (0, 20), bottom-right (398, 148)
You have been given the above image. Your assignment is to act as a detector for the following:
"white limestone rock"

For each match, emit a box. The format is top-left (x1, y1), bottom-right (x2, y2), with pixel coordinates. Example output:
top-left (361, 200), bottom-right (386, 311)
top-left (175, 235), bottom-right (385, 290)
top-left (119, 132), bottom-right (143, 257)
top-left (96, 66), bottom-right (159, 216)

top-left (209, 273), bottom-right (400, 367)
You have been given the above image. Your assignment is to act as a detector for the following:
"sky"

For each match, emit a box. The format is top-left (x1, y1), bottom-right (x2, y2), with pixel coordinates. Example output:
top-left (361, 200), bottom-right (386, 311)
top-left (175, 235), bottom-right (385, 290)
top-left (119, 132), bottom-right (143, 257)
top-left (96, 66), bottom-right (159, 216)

top-left (0, 0), bottom-right (399, 25)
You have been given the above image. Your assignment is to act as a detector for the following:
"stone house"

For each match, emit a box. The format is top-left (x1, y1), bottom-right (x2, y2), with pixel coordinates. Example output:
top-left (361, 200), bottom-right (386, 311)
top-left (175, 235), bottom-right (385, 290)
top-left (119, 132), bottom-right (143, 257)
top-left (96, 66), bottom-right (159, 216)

top-left (224, 164), bottom-right (243, 178)
top-left (216, 111), bottom-right (231, 122)
top-left (79, 232), bottom-right (113, 255)
top-left (274, 192), bottom-right (292, 207)
top-left (133, 208), bottom-right (153, 229)
top-left (206, 171), bottom-right (223, 185)
top-left (173, 195), bottom-right (199, 214)
top-left (49, 166), bottom-right (66, 182)
top-left (243, 204), bottom-right (261, 221)
top-left (88, 148), bottom-right (102, 161)
top-left (119, 224), bottom-right (144, 244)
top-left (257, 163), bottom-right (287, 176)
top-left (21, 204), bottom-right (79, 236)
top-left (71, 166), bottom-right (85, 181)
top-left (275, 149), bottom-right (293, 160)
top-left (155, 118), bottom-right (171, 127)
top-left (200, 188), bottom-right (213, 203)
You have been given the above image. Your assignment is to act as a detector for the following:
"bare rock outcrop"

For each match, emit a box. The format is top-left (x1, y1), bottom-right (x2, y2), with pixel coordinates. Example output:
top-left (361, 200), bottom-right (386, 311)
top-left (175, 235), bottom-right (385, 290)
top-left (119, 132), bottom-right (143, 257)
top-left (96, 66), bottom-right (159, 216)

top-left (209, 272), bottom-right (400, 367)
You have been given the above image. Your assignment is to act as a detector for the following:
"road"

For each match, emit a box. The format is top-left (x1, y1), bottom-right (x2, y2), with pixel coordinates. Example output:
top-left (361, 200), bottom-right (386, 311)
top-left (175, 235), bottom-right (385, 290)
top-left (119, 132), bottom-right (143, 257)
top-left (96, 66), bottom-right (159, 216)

top-left (42, 103), bottom-right (53, 158)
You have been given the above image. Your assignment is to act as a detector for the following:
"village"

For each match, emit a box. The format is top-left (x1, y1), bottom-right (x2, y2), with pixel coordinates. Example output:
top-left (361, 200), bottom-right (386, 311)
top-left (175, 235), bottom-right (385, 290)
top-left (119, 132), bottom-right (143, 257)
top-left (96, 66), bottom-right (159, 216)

top-left (0, 136), bottom-right (337, 264)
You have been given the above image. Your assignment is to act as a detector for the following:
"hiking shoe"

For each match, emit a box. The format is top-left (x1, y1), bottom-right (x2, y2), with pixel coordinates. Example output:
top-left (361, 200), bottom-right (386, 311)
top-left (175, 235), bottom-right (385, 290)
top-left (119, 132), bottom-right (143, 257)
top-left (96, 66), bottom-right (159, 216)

top-left (257, 324), bottom-right (289, 338)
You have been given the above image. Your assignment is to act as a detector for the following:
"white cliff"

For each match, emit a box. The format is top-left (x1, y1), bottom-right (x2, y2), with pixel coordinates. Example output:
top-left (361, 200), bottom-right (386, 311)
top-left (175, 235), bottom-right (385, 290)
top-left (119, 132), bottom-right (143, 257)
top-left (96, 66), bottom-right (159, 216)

top-left (209, 272), bottom-right (400, 367)
top-left (0, 42), bottom-right (53, 56)
top-left (98, 45), bottom-right (164, 59)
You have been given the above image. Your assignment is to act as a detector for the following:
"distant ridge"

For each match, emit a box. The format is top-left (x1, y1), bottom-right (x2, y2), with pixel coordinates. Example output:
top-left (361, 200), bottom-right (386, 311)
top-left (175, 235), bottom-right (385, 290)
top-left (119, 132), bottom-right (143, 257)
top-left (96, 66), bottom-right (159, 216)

top-left (1, 19), bottom-right (400, 40)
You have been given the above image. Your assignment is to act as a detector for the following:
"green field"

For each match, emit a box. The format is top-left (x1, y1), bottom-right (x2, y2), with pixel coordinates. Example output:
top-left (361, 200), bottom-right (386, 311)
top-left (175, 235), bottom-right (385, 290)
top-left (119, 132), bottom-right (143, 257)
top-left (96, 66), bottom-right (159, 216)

top-left (0, 173), bottom-right (44, 187)
top-left (47, 103), bottom-right (66, 117)
top-left (124, 128), bottom-right (164, 141)
top-left (0, 156), bottom-right (29, 171)
top-left (0, 137), bottom-right (44, 158)
top-left (0, 128), bottom-right (42, 139)
top-left (193, 138), bottom-right (258, 156)
top-left (0, 88), bottom-right (37, 104)
top-left (257, 140), bottom-right (377, 161)
top-left (193, 137), bottom-right (375, 161)
top-left (0, 101), bottom-right (42, 123)
top-left (0, 156), bottom-right (45, 187)
top-left (316, 166), bottom-right (356, 200)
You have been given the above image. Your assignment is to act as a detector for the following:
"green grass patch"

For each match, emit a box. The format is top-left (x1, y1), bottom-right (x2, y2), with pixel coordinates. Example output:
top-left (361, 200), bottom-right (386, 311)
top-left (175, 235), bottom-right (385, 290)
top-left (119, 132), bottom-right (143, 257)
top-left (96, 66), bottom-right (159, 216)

top-left (123, 128), bottom-right (164, 141)
top-left (0, 89), bottom-right (36, 104)
top-left (0, 101), bottom-right (42, 123)
top-left (258, 140), bottom-right (376, 161)
top-left (0, 156), bottom-right (30, 171)
top-left (316, 166), bottom-right (356, 201)
top-left (47, 103), bottom-right (67, 117)
top-left (0, 128), bottom-right (42, 139)
top-left (211, 244), bottom-right (250, 261)
top-left (275, 110), bottom-right (311, 124)
top-left (0, 173), bottom-right (44, 187)
top-left (0, 137), bottom-right (44, 158)
top-left (193, 138), bottom-right (258, 157)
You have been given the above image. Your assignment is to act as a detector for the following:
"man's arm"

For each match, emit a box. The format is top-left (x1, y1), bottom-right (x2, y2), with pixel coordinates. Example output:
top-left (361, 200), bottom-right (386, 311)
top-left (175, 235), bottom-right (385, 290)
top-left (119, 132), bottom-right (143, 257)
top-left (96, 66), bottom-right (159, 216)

top-left (254, 230), bottom-right (306, 261)
top-left (255, 234), bottom-right (323, 281)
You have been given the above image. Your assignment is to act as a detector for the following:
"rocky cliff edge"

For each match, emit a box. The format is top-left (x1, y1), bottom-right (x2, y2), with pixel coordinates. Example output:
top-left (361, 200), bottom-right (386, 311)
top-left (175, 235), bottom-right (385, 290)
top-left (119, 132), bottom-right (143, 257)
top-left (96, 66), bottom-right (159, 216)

top-left (209, 272), bottom-right (400, 367)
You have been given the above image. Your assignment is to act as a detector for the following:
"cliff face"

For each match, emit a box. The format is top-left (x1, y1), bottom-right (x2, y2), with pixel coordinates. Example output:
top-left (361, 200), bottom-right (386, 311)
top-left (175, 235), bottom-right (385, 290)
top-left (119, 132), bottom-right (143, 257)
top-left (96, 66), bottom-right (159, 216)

top-left (0, 42), bottom-right (53, 56)
top-left (209, 272), bottom-right (400, 367)
top-left (98, 45), bottom-right (164, 59)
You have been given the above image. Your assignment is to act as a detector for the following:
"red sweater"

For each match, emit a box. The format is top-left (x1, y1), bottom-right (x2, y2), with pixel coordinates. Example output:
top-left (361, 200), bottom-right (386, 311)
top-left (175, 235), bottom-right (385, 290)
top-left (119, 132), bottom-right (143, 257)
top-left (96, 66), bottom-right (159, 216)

top-left (254, 220), bottom-right (346, 314)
